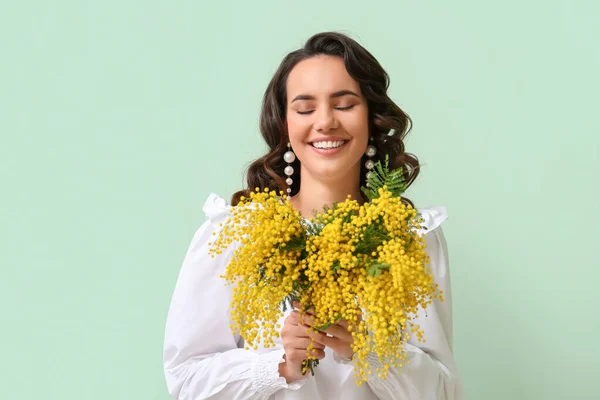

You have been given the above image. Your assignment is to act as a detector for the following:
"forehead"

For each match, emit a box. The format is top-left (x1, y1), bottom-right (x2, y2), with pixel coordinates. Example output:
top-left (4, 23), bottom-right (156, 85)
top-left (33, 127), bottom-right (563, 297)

top-left (286, 55), bottom-right (361, 98)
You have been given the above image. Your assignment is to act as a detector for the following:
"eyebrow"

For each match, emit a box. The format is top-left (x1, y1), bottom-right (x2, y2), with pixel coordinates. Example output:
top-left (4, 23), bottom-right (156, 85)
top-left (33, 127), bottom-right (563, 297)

top-left (290, 90), bottom-right (360, 103)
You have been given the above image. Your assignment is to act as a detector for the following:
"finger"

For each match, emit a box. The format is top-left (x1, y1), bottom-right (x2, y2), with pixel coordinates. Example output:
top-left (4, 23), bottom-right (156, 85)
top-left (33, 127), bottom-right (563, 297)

top-left (301, 315), bottom-right (351, 339)
top-left (292, 301), bottom-right (314, 311)
top-left (286, 349), bottom-right (310, 365)
top-left (300, 314), bottom-right (315, 327)
top-left (307, 348), bottom-right (326, 360)
top-left (311, 332), bottom-right (335, 348)
top-left (292, 329), bottom-right (325, 349)
top-left (297, 323), bottom-right (320, 339)
top-left (306, 325), bottom-right (353, 348)
top-left (301, 314), bottom-right (353, 330)
top-left (304, 327), bottom-right (331, 345)
top-left (289, 323), bottom-right (329, 349)
top-left (287, 338), bottom-right (325, 350)
top-left (300, 313), bottom-right (330, 328)
top-left (286, 310), bottom-right (301, 326)
top-left (286, 348), bottom-right (325, 364)
top-left (335, 319), bottom-right (349, 329)
top-left (322, 324), bottom-right (352, 342)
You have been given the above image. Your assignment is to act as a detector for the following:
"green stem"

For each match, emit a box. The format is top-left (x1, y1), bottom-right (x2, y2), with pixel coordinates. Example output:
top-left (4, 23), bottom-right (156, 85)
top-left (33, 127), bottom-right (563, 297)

top-left (301, 359), bottom-right (319, 376)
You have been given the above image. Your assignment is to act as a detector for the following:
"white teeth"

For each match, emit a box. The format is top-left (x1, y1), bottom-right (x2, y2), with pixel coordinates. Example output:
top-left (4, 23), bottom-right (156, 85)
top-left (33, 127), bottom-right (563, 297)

top-left (312, 140), bottom-right (345, 149)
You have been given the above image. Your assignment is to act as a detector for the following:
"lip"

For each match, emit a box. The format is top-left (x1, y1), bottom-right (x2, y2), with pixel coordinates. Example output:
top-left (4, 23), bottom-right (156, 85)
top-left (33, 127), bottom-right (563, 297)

top-left (308, 137), bottom-right (349, 155)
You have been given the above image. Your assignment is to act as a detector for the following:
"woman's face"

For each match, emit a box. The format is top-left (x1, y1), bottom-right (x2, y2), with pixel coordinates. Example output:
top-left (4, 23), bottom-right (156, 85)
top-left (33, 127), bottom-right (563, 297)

top-left (285, 55), bottom-right (369, 185)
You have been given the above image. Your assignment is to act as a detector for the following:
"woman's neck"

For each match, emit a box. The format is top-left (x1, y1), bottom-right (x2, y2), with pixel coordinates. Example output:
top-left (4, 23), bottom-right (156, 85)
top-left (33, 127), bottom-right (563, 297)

top-left (290, 169), bottom-right (364, 219)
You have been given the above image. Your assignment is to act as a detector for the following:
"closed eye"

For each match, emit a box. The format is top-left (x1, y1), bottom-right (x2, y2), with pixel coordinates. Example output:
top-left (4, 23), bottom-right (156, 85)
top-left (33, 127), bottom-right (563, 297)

top-left (296, 105), bottom-right (355, 115)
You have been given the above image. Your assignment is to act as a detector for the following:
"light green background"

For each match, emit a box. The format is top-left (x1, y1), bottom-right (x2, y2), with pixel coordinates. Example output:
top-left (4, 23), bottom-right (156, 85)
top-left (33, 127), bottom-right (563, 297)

top-left (2, 1), bottom-right (598, 399)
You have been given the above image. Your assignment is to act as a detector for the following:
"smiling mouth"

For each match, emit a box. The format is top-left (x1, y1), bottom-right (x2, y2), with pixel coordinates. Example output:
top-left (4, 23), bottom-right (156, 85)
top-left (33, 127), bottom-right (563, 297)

top-left (309, 140), bottom-right (348, 149)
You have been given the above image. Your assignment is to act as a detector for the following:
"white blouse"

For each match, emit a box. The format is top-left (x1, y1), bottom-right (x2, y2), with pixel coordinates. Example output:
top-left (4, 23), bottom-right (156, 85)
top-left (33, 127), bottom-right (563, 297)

top-left (163, 193), bottom-right (464, 400)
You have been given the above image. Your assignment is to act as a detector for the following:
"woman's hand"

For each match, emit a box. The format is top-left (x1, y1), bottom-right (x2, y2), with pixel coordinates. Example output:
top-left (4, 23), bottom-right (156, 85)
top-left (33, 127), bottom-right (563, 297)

top-left (300, 313), bottom-right (356, 361)
top-left (279, 310), bottom-right (326, 383)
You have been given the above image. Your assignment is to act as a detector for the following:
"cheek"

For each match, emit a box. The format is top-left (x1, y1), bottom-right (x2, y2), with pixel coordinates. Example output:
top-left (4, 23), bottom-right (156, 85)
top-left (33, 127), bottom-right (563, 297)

top-left (345, 111), bottom-right (369, 140)
top-left (286, 114), bottom-right (310, 141)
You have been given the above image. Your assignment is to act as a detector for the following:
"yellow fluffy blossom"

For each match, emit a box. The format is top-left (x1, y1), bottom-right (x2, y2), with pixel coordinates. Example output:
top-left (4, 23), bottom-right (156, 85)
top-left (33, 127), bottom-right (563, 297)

top-left (209, 181), bottom-right (442, 384)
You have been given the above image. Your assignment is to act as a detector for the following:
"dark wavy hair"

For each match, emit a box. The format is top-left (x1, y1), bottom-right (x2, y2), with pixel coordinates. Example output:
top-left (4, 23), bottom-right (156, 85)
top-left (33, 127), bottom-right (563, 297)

top-left (231, 32), bottom-right (419, 207)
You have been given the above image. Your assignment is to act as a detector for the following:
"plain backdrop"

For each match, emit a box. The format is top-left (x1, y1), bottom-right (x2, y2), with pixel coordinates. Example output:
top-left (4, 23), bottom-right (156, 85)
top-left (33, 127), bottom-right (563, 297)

top-left (1, 1), bottom-right (598, 399)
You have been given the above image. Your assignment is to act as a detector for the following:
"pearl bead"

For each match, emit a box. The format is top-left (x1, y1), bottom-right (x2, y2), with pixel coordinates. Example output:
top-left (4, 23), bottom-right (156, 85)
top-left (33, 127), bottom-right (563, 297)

top-left (365, 160), bottom-right (374, 170)
top-left (286, 178), bottom-right (293, 185)
top-left (284, 166), bottom-right (294, 176)
top-left (287, 188), bottom-right (292, 193)
top-left (366, 182), bottom-right (370, 187)
top-left (365, 145), bottom-right (377, 157)
top-left (366, 172), bottom-right (373, 179)
top-left (283, 151), bottom-right (296, 163)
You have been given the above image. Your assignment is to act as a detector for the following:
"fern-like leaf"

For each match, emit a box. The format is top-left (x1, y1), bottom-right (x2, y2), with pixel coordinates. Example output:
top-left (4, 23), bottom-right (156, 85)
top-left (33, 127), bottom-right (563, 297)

top-left (361, 155), bottom-right (408, 200)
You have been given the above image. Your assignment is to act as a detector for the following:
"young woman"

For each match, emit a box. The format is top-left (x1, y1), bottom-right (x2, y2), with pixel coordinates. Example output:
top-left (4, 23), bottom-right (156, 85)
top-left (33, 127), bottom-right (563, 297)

top-left (163, 32), bottom-right (463, 400)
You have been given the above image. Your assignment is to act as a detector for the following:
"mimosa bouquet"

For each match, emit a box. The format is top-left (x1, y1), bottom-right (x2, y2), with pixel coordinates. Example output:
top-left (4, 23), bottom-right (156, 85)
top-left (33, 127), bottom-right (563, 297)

top-left (208, 158), bottom-right (443, 384)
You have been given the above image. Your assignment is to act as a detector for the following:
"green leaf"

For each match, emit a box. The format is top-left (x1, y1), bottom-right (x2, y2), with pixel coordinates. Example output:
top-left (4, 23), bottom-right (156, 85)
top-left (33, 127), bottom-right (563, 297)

top-left (315, 314), bottom-right (342, 331)
top-left (331, 261), bottom-right (341, 273)
top-left (283, 234), bottom-right (306, 251)
top-left (354, 220), bottom-right (391, 254)
top-left (361, 154), bottom-right (408, 200)
top-left (366, 261), bottom-right (391, 277)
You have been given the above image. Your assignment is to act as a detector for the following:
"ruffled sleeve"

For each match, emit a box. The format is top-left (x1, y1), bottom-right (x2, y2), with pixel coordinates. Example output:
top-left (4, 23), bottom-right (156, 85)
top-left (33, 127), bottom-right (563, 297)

top-left (364, 206), bottom-right (464, 400)
top-left (163, 193), bottom-right (306, 399)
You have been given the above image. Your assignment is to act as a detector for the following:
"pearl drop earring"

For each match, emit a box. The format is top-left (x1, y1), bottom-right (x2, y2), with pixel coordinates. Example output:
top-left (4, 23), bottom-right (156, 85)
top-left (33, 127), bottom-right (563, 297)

top-left (365, 138), bottom-right (377, 187)
top-left (283, 142), bottom-right (295, 200)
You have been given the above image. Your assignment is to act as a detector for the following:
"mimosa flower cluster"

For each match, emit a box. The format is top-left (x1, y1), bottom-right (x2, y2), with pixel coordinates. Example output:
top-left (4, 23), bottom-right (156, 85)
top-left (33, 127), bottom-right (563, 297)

top-left (209, 160), bottom-right (443, 384)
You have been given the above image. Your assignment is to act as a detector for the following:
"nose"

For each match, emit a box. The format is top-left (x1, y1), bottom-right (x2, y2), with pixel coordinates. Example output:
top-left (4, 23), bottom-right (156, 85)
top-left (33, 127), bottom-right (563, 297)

top-left (313, 107), bottom-right (339, 132)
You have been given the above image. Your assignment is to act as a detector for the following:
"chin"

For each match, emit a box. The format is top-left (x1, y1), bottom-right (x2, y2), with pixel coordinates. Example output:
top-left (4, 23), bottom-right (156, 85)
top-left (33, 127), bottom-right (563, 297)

top-left (305, 159), bottom-right (362, 184)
